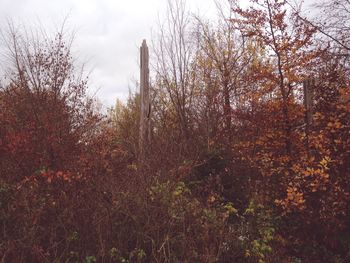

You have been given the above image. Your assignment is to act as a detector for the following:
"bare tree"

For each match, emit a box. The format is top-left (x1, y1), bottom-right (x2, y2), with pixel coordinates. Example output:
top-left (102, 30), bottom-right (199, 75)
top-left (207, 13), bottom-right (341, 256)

top-left (153, 0), bottom-right (195, 140)
top-left (288, 0), bottom-right (350, 52)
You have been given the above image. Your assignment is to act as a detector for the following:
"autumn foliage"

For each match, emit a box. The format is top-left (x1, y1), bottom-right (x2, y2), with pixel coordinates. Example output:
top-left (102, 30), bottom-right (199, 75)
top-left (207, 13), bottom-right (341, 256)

top-left (1, 0), bottom-right (350, 262)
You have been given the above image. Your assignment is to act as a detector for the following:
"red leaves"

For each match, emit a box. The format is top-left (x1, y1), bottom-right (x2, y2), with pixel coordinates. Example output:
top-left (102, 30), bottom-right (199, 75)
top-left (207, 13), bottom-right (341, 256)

top-left (5, 132), bottom-right (30, 154)
top-left (39, 169), bottom-right (82, 183)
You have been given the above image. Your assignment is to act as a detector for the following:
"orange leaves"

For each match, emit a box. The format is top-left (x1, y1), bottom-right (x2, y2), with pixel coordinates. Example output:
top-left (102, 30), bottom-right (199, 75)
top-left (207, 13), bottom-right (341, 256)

top-left (39, 170), bottom-right (80, 183)
top-left (56, 171), bottom-right (72, 182)
top-left (327, 118), bottom-right (343, 133)
top-left (275, 186), bottom-right (306, 212)
top-left (277, 156), bottom-right (333, 214)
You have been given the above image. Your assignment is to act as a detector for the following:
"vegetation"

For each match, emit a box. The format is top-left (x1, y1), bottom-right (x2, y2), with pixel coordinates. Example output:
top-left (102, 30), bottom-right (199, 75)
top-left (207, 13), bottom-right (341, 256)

top-left (1, 0), bottom-right (350, 262)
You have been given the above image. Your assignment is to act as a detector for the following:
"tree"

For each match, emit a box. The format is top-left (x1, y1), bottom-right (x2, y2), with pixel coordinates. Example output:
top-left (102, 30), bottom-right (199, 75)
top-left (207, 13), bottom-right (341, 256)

top-left (153, 0), bottom-right (196, 142)
top-left (228, 1), bottom-right (350, 260)
top-left (195, 4), bottom-right (249, 144)
top-left (0, 23), bottom-right (101, 182)
top-left (297, 0), bottom-right (350, 52)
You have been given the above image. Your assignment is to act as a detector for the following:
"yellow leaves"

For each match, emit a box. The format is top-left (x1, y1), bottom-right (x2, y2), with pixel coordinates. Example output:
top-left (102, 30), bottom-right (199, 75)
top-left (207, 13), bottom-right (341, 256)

top-left (244, 200), bottom-right (256, 215)
top-left (173, 182), bottom-right (189, 197)
top-left (319, 156), bottom-right (331, 170)
top-left (173, 190), bottom-right (183, 197)
top-left (127, 164), bottom-right (138, 171)
top-left (224, 202), bottom-right (238, 215)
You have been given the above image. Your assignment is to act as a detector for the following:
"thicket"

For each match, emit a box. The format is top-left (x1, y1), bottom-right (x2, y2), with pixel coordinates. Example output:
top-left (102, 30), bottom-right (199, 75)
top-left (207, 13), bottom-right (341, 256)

top-left (1, 0), bottom-right (350, 262)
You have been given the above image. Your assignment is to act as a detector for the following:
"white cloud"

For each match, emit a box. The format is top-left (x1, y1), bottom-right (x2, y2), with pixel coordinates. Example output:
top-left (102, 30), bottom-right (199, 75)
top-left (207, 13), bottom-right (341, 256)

top-left (0, 0), bottom-right (222, 108)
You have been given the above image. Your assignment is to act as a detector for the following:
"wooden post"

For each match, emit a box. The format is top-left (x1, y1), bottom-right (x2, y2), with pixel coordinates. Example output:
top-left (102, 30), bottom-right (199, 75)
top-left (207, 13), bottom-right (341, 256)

top-left (139, 39), bottom-right (151, 162)
top-left (303, 78), bottom-right (314, 125)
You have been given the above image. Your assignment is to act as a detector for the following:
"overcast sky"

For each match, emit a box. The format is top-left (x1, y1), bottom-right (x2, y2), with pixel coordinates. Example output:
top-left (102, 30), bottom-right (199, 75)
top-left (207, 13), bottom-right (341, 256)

top-left (0, 0), bottom-right (316, 109)
top-left (0, 0), bottom-right (222, 109)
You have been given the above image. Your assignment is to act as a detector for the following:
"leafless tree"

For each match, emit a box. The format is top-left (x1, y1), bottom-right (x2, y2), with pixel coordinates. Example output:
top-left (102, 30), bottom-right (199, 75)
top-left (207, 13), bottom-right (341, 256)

top-left (153, 0), bottom-right (196, 140)
top-left (288, 0), bottom-right (350, 52)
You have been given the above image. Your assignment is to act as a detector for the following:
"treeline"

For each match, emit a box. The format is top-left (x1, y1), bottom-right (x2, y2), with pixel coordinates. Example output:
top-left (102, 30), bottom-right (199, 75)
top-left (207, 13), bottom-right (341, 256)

top-left (1, 0), bottom-right (350, 262)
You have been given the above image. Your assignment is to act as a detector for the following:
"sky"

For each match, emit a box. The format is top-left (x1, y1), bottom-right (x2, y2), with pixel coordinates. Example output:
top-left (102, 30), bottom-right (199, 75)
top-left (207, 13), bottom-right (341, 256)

top-left (0, 0), bottom-right (316, 109)
top-left (0, 0), bottom-right (221, 109)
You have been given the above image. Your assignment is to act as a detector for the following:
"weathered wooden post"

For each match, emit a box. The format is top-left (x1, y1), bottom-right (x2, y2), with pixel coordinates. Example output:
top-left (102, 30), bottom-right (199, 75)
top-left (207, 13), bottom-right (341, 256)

top-left (303, 78), bottom-right (314, 125)
top-left (139, 39), bottom-right (151, 162)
